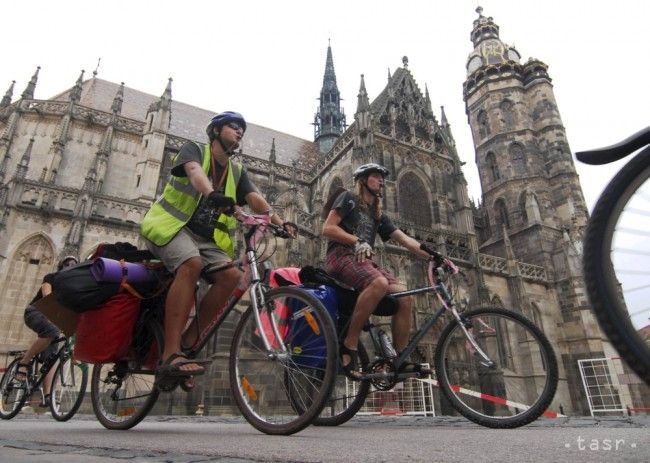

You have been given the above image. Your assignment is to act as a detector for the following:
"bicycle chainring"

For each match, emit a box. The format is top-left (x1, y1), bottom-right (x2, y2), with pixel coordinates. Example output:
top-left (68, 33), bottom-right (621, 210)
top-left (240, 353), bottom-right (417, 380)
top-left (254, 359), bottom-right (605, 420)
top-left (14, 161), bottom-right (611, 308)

top-left (369, 359), bottom-right (397, 391)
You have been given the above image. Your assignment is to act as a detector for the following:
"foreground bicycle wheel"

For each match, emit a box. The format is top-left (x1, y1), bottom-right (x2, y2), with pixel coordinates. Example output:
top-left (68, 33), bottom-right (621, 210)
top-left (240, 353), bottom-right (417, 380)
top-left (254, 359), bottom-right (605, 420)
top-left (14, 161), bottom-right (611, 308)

top-left (0, 359), bottom-right (28, 420)
top-left (230, 286), bottom-right (337, 435)
top-left (435, 307), bottom-right (558, 428)
top-left (313, 342), bottom-right (370, 426)
top-left (50, 356), bottom-right (88, 421)
top-left (91, 319), bottom-right (162, 430)
top-left (583, 147), bottom-right (650, 384)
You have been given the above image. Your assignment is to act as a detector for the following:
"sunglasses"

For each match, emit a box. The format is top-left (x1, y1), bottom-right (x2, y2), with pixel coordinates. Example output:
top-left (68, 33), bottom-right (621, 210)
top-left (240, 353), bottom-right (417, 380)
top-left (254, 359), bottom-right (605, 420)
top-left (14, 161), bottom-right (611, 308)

top-left (225, 122), bottom-right (245, 133)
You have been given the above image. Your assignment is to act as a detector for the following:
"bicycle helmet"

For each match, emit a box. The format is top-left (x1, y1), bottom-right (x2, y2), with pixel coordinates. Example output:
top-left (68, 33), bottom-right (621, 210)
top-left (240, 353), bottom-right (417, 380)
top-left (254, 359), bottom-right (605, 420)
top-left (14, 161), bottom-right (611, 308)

top-left (206, 111), bottom-right (247, 140)
top-left (353, 163), bottom-right (390, 181)
top-left (57, 255), bottom-right (78, 271)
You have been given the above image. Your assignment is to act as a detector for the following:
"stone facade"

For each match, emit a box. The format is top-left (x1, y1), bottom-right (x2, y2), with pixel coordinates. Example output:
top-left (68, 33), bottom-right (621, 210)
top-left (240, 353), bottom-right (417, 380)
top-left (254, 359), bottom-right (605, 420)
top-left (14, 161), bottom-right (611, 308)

top-left (0, 10), bottom-right (643, 415)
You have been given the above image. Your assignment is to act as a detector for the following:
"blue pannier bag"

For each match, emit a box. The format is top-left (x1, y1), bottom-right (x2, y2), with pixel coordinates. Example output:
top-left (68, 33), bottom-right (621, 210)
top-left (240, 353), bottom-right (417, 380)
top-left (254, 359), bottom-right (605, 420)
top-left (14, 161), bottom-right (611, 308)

top-left (286, 285), bottom-right (337, 369)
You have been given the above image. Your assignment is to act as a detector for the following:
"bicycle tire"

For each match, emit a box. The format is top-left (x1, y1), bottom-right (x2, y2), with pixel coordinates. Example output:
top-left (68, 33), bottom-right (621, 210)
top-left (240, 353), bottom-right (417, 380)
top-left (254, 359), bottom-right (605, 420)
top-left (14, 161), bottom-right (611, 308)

top-left (583, 146), bottom-right (650, 385)
top-left (435, 306), bottom-right (558, 428)
top-left (50, 356), bottom-right (88, 421)
top-left (312, 342), bottom-right (370, 426)
top-left (91, 319), bottom-right (162, 430)
top-left (0, 359), bottom-right (28, 420)
top-left (229, 286), bottom-right (337, 435)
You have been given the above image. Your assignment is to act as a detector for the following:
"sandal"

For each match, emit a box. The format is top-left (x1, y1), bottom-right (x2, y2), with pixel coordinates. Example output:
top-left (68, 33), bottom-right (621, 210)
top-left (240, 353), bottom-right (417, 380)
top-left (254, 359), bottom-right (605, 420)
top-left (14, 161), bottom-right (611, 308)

top-left (155, 352), bottom-right (211, 391)
top-left (13, 363), bottom-right (30, 383)
top-left (156, 352), bottom-right (210, 379)
top-left (339, 344), bottom-right (362, 381)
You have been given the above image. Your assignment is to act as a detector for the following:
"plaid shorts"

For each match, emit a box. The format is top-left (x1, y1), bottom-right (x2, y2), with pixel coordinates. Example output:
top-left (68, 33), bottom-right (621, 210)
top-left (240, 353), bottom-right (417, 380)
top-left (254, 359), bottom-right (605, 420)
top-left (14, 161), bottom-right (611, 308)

top-left (325, 246), bottom-right (398, 291)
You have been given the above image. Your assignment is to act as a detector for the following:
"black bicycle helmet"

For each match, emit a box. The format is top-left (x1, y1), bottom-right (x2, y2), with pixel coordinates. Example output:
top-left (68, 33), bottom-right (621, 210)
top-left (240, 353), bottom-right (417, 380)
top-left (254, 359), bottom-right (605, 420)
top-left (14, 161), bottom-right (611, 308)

top-left (206, 111), bottom-right (247, 140)
top-left (57, 255), bottom-right (78, 271)
top-left (353, 163), bottom-right (390, 181)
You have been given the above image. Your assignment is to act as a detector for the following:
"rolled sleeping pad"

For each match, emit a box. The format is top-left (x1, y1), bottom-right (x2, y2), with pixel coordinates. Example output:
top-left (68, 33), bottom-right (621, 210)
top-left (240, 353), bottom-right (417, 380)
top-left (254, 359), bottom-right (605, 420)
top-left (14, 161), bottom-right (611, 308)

top-left (90, 257), bottom-right (156, 283)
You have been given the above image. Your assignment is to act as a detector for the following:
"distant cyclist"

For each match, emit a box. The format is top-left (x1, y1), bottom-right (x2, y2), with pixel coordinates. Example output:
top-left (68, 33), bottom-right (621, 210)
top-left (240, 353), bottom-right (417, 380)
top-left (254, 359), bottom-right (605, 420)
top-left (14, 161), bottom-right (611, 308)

top-left (322, 163), bottom-right (432, 379)
top-left (15, 256), bottom-right (78, 406)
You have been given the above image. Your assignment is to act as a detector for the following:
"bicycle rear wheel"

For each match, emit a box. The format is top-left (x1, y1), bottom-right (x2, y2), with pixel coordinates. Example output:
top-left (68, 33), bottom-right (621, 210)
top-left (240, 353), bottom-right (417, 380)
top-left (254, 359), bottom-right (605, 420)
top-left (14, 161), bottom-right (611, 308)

top-left (230, 286), bottom-right (337, 435)
top-left (583, 147), bottom-right (650, 384)
top-left (313, 342), bottom-right (370, 426)
top-left (50, 356), bottom-right (88, 421)
top-left (0, 359), bottom-right (28, 420)
top-left (91, 319), bottom-right (162, 430)
top-left (435, 307), bottom-right (558, 428)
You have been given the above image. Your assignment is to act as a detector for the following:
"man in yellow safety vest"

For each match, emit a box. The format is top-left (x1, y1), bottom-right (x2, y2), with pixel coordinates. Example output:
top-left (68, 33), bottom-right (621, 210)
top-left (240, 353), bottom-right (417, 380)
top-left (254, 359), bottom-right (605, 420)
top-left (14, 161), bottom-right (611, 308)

top-left (141, 111), bottom-right (294, 383)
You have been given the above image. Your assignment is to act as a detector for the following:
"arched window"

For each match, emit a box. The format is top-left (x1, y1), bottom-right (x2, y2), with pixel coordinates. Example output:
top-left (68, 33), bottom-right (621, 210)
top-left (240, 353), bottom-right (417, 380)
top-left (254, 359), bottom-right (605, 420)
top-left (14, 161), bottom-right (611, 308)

top-left (477, 110), bottom-right (490, 139)
top-left (0, 234), bottom-right (55, 345)
top-left (509, 143), bottom-right (526, 175)
top-left (398, 172), bottom-right (432, 227)
top-left (500, 100), bottom-right (515, 127)
top-left (494, 198), bottom-right (510, 229)
top-left (519, 191), bottom-right (528, 224)
top-left (485, 152), bottom-right (500, 182)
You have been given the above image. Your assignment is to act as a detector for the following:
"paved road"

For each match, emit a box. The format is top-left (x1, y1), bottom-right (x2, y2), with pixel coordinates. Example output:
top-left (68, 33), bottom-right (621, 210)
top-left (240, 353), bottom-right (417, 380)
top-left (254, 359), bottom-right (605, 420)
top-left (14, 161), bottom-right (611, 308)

top-left (1, 414), bottom-right (649, 462)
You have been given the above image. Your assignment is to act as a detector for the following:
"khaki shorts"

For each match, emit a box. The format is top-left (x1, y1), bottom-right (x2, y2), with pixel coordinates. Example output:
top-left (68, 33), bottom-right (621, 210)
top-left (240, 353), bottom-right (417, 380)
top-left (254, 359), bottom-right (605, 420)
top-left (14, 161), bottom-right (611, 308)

top-left (144, 227), bottom-right (231, 274)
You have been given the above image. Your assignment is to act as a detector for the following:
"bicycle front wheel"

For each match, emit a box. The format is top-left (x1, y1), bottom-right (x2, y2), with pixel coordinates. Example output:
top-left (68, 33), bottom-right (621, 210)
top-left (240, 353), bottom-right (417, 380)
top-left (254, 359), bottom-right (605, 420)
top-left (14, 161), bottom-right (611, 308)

top-left (435, 307), bottom-right (558, 428)
top-left (313, 342), bottom-right (370, 426)
top-left (230, 286), bottom-right (337, 435)
top-left (583, 147), bottom-right (650, 384)
top-left (90, 319), bottom-right (162, 430)
top-left (50, 356), bottom-right (88, 421)
top-left (0, 359), bottom-right (28, 420)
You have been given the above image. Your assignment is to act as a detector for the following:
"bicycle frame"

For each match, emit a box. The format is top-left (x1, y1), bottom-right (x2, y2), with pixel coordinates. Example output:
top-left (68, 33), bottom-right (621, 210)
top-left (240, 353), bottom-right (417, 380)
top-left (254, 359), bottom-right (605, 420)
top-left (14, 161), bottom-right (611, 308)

top-left (184, 214), bottom-right (290, 358)
top-left (361, 258), bottom-right (493, 380)
top-left (20, 336), bottom-right (73, 398)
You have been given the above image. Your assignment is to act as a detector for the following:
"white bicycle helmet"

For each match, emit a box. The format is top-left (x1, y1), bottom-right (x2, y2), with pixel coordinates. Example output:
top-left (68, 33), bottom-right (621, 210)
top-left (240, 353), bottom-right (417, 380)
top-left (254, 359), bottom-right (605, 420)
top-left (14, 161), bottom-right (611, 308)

top-left (353, 163), bottom-right (390, 181)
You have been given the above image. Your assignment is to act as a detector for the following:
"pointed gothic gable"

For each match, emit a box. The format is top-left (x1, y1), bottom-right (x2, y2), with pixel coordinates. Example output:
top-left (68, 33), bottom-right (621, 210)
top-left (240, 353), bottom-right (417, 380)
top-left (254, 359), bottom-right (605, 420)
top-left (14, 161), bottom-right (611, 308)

top-left (367, 67), bottom-right (449, 154)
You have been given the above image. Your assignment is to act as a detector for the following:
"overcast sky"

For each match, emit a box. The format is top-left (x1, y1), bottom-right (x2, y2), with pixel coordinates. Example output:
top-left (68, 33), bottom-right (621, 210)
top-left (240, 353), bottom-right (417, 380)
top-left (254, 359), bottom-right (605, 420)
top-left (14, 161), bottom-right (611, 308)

top-left (1, 0), bottom-right (648, 210)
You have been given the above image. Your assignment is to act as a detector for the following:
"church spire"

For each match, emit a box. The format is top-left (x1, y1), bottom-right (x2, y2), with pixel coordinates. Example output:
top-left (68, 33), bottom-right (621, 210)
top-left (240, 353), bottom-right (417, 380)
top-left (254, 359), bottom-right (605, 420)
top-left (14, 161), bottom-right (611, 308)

top-left (111, 82), bottom-right (124, 115)
top-left (21, 66), bottom-right (40, 100)
top-left (314, 42), bottom-right (346, 154)
top-left (69, 70), bottom-right (85, 103)
top-left (356, 74), bottom-right (370, 113)
top-left (1, 81), bottom-right (15, 108)
top-left (15, 138), bottom-right (34, 180)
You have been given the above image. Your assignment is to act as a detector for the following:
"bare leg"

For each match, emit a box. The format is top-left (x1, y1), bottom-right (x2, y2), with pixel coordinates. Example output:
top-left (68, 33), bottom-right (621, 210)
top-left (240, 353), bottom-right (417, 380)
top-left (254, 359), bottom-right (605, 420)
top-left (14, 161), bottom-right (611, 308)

top-left (389, 283), bottom-right (411, 352)
top-left (342, 277), bottom-right (389, 376)
top-left (162, 257), bottom-right (204, 374)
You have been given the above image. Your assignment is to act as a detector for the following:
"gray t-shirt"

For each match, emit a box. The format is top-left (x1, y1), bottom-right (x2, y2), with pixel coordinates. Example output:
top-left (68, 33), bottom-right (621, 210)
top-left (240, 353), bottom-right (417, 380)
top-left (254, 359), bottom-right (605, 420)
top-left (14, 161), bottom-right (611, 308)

top-left (327, 190), bottom-right (397, 252)
top-left (173, 142), bottom-right (258, 238)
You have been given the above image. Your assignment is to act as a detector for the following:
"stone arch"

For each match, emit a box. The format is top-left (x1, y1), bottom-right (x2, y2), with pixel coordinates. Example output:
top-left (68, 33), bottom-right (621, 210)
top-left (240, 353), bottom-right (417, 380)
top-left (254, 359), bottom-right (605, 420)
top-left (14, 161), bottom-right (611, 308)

top-left (0, 233), bottom-right (56, 346)
top-left (500, 99), bottom-right (515, 127)
top-left (397, 170), bottom-right (432, 227)
top-left (485, 151), bottom-right (500, 182)
top-left (529, 302), bottom-right (544, 332)
top-left (327, 176), bottom-right (344, 201)
top-left (519, 191), bottom-right (528, 224)
top-left (477, 110), bottom-right (490, 139)
top-left (509, 142), bottom-right (526, 175)
top-left (494, 197), bottom-right (510, 229)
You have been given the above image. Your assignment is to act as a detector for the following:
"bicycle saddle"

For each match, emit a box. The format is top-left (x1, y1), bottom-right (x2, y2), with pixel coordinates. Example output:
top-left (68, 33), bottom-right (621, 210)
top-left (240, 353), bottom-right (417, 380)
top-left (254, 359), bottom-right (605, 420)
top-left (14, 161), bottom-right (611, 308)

top-left (576, 126), bottom-right (650, 165)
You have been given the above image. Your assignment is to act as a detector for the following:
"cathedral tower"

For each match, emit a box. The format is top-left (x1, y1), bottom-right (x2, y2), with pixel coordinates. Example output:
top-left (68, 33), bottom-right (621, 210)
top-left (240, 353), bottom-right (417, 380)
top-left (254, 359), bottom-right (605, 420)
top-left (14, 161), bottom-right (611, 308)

top-left (463, 7), bottom-right (608, 413)
top-left (314, 43), bottom-right (346, 154)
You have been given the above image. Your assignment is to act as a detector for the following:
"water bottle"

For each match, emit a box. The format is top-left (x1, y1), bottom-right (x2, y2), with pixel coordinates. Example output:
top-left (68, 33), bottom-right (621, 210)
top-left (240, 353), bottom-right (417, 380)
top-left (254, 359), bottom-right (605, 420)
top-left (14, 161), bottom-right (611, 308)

top-left (378, 329), bottom-right (397, 359)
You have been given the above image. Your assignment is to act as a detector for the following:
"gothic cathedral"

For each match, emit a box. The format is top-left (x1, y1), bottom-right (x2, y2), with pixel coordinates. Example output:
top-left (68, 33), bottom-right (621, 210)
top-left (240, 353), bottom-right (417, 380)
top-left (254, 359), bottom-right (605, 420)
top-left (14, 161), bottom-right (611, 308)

top-left (0, 9), bottom-right (642, 414)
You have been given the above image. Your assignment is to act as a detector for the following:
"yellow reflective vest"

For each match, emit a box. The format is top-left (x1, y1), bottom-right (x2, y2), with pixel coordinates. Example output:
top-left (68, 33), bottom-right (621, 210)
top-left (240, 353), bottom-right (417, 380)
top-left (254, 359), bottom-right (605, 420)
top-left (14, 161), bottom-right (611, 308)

top-left (141, 143), bottom-right (241, 257)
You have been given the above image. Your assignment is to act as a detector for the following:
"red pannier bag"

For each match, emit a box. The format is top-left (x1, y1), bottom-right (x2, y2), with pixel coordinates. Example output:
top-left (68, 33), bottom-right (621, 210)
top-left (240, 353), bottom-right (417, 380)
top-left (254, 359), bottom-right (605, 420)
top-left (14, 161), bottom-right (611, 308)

top-left (74, 292), bottom-right (141, 363)
top-left (257, 267), bottom-right (302, 348)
